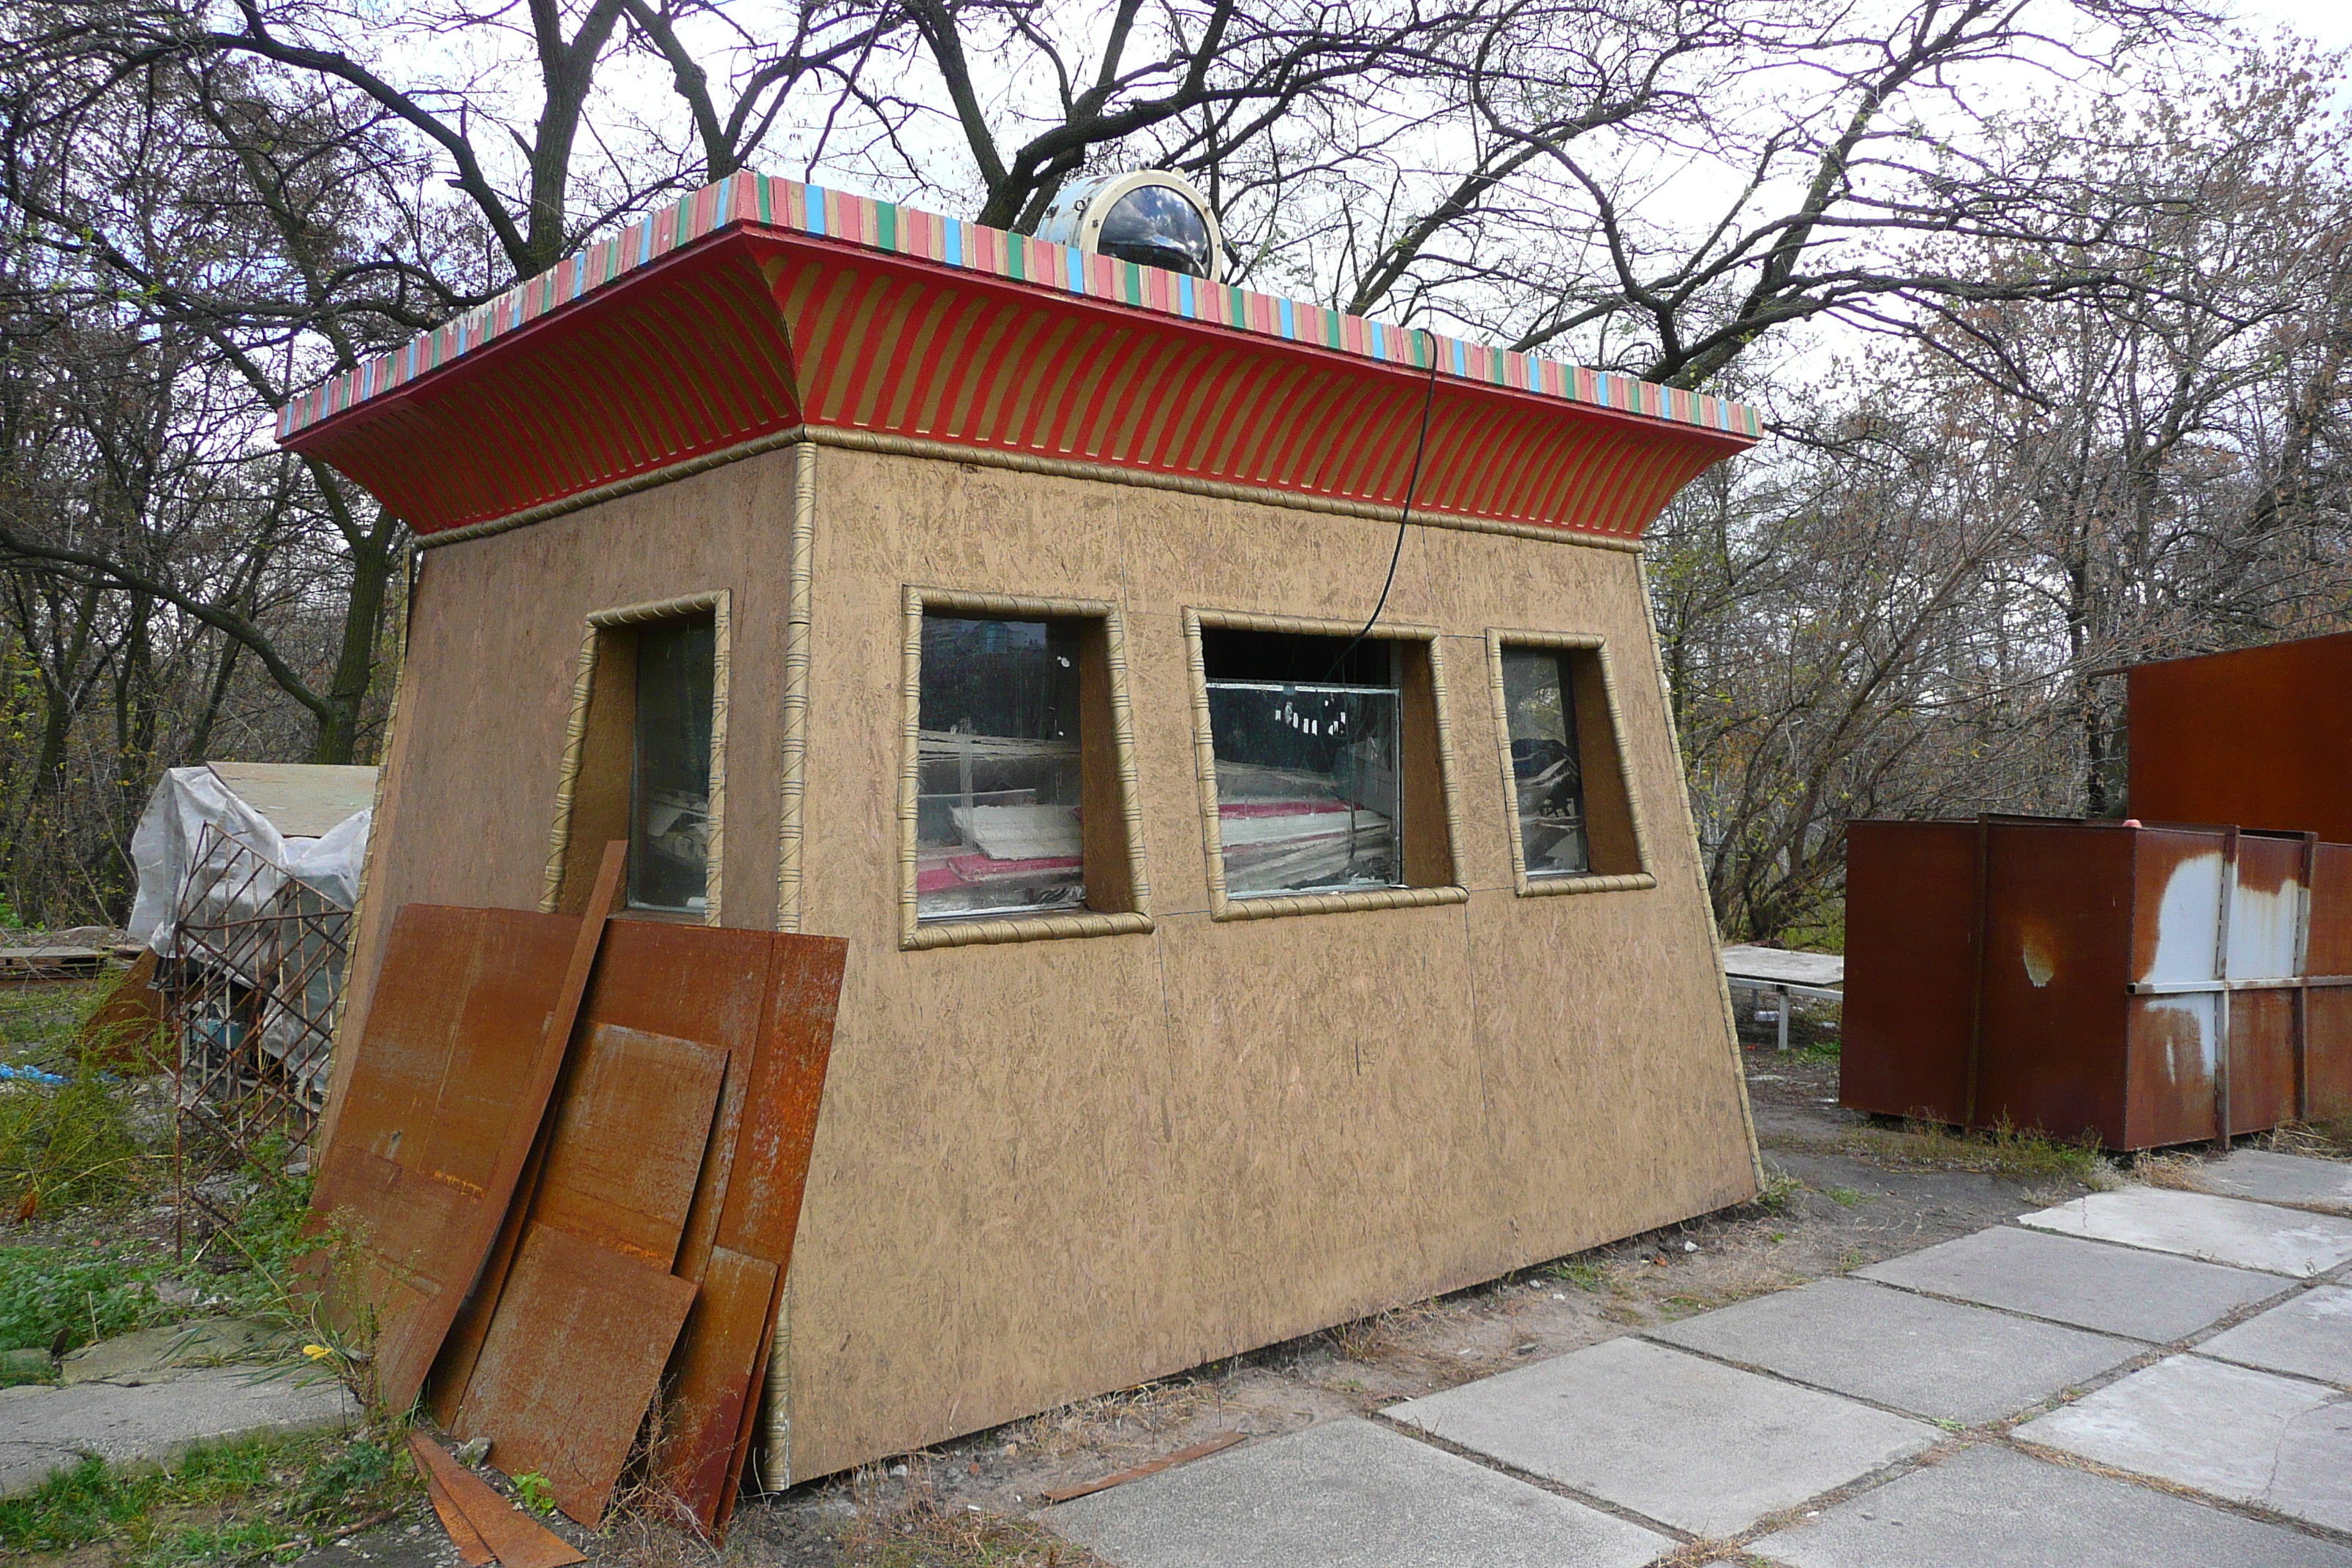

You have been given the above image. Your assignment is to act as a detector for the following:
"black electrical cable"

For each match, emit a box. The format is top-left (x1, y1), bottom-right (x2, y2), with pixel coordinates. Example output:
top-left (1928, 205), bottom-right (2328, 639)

top-left (1327, 329), bottom-right (1441, 679)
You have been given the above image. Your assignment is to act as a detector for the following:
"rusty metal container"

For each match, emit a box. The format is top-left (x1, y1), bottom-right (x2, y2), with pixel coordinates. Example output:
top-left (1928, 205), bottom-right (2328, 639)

top-left (2128, 630), bottom-right (2352, 843)
top-left (1842, 815), bottom-right (2350, 1149)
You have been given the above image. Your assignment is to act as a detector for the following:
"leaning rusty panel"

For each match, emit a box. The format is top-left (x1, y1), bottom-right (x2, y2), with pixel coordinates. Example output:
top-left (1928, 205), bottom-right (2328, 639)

top-left (580, 919), bottom-right (783, 1283)
top-left (2122, 826), bottom-right (2228, 1149)
top-left (652, 1245), bottom-right (777, 1528)
top-left (2128, 630), bottom-right (2352, 844)
top-left (309, 905), bottom-right (583, 1409)
top-left (1839, 821), bottom-right (1981, 1122)
top-left (714, 934), bottom-right (848, 1259)
top-left (455, 1221), bottom-right (698, 1525)
top-left (408, 1433), bottom-right (587, 1568)
top-left (532, 1022), bottom-right (728, 1269)
top-left (1975, 821), bottom-right (2137, 1146)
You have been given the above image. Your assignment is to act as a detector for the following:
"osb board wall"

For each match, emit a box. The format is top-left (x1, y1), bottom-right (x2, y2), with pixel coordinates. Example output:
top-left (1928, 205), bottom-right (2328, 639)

top-left (788, 448), bottom-right (1750, 1479)
top-left (326, 456), bottom-right (791, 1098)
top-left (333, 441), bottom-right (1754, 1482)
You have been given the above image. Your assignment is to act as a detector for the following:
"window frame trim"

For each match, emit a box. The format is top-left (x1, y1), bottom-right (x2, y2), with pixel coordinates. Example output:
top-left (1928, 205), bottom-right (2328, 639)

top-left (1183, 607), bottom-right (1469, 922)
top-left (543, 589), bottom-right (732, 925)
top-left (899, 586), bottom-right (1155, 950)
top-left (1484, 627), bottom-right (1656, 897)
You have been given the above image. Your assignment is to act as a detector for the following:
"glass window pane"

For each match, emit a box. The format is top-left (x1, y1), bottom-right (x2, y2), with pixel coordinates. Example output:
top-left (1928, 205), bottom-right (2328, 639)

top-left (1207, 672), bottom-right (1401, 898)
top-left (918, 617), bottom-right (1086, 919)
top-left (1501, 648), bottom-right (1590, 876)
top-left (630, 619), bottom-right (716, 912)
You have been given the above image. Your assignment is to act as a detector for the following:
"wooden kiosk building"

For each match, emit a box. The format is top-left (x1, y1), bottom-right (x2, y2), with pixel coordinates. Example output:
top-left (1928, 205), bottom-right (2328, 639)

top-left (287, 173), bottom-right (1765, 1485)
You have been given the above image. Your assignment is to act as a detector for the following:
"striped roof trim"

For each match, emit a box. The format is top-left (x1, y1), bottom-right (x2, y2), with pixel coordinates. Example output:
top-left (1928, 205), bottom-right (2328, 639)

top-left (276, 171), bottom-right (1762, 444)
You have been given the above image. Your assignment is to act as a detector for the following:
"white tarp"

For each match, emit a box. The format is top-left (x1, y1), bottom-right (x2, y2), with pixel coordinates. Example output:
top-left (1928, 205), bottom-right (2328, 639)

top-left (127, 765), bottom-right (371, 957)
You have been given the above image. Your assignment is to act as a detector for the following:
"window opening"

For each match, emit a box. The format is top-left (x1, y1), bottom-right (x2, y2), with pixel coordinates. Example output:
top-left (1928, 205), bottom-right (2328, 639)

top-left (1499, 647), bottom-right (1591, 876)
top-left (918, 616), bottom-right (1087, 919)
top-left (1202, 630), bottom-right (1401, 897)
top-left (630, 618), bottom-right (717, 913)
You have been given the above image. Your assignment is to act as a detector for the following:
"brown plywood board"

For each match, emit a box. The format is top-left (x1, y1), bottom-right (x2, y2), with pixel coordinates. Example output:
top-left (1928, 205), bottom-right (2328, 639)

top-left (309, 904), bottom-right (583, 1411)
top-left (346, 444), bottom-right (1752, 1482)
top-left (454, 1222), bottom-right (698, 1526)
top-left (532, 1022), bottom-right (727, 1269)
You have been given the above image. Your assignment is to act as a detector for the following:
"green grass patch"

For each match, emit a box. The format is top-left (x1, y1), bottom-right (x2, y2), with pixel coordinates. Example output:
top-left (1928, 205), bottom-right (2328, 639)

top-left (0, 1243), bottom-right (167, 1355)
top-left (0, 1431), bottom-right (411, 1563)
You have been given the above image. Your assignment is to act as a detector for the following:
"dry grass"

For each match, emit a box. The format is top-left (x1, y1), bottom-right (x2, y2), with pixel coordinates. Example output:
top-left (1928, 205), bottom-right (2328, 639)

top-left (1830, 1118), bottom-right (2119, 1188)
top-left (999, 1381), bottom-right (1222, 1463)
top-left (837, 1468), bottom-right (1107, 1568)
top-left (2256, 1120), bottom-right (2352, 1161)
top-left (2130, 1151), bottom-right (2209, 1191)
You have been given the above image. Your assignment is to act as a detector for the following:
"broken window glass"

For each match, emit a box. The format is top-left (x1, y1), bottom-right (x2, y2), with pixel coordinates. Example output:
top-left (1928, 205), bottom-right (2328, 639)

top-left (1202, 631), bottom-right (1401, 897)
top-left (630, 618), bottom-right (717, 913)
top-left (1499, 647), bottom-right (1590, 876)
top-left (918, 616), bottom-right (1086, 919)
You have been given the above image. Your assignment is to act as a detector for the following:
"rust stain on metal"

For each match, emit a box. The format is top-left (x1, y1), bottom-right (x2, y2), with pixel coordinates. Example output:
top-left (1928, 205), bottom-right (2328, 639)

top-left (651, 1245), bottom-right (777, 1529)
top-left (532, 1022), bottom-right (727, 1268)
top-left (714, 935), bottom-right (848, 1259)
top-left (1040, 1432), bottom-right (1248, 1504)
top-left (453, 1221), bottom-right (698, 1526)
top-left (407, 1433), bottom-right (586, 1568)
top-left (1841, 821), bottom-right (1978, 1125)
top-left (2129, 630), bottom-right (2352, 844)
top-left (308, 903), bottom-right (583, 1411)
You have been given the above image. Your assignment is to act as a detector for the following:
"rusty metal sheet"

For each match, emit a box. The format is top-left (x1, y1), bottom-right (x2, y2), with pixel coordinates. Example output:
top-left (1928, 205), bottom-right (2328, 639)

top-left (532, 1023), bottom-right (727, 1269)
top-left (712, 935), bottom-right (848, 1262)
top-left (2128, 630), bottom-right (2352, 843)
top-left (309, 903), bottom-right (584, 1411)
top-left (2228, 990), bottom-right (2300, 1133)
top-left (1975, 819), bottom-right (2139, 1146)
top-left (453, 1221), bottom-right (697, 1526)
top-left (2308, 990), bottom-right (2352, 1123)
top-left (650, 1245), bottom-right (777, 1526)
top-left (422, 1469), bottom-right (494, 1567)
top-left (431, 848), bottom-right (629, 1422)
top-left (2122, 826), bottom-right (2228, 1150)
top-left (1839, 821), bottom-right (1981, 1123)
top-left (408, 1433), bottom-right (586, 1568)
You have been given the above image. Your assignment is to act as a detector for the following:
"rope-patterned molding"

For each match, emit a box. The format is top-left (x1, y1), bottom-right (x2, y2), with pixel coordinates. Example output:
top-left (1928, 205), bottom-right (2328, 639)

top-left (1182, 606), bottom-right (1469, 923)
top-left (775, 445), bottom-right (817, 935)
top-left (897, 586), bottom-right (1153, 951)
top-left (1482, 626), bottom-right (1652, 900)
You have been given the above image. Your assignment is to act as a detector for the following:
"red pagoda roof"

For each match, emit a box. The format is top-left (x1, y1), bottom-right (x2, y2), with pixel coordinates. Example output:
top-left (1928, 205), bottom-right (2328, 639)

top-left (279, 173), bottom-right (1759, 540)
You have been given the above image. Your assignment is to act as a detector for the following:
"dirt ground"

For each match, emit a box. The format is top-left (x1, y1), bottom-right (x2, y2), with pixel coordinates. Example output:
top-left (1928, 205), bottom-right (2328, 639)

top-left (635, 1043), bottom-right (2112, 1567)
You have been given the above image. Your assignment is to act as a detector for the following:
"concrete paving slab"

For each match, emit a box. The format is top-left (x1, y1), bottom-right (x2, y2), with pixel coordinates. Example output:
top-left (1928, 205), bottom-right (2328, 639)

top-left (2019, 1188), bottom-right (2352, 1276)
top-left (1384, 1336), bottom-right (1937, 1539)
top-left (0, 1365), bottom-right (354, 1498)
top-left (1646, 1278), bottom-right (2141, 1424)
top-left (1855, 1225), bottom-right (2280, 1342)
top-left (2195, 1285), bottom-right (2352, 1387)
top-left (2201, 1150), bottom-right (2352, 1215)
top-left (1749, 1442), bottom-right (2352, 1568)
top-left (58, 1318), bottom-right (295, 1386)
top-left (1046, 1418), bottom-right (1672, 1568)
top-left (2014, 1354), bottom-right (2352, 1533)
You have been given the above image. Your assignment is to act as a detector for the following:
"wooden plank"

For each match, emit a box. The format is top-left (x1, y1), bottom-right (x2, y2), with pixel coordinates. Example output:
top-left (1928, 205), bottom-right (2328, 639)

top-left (452, 1222), bottom-right (698, 1526)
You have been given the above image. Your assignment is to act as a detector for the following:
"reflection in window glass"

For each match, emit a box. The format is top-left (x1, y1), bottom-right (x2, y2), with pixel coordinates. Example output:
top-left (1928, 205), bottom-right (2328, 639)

top-left (1205, 636), bottom-right (1401, 897)
top-left (918, 617), bottom-right (1086, 919)
top-left (631, 619), bottom-right (717, 913)
top-left (1500, 648), bottom-right (1589, 876)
